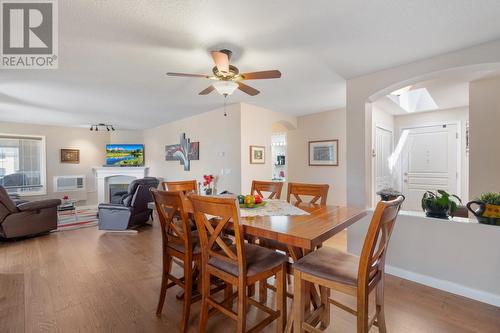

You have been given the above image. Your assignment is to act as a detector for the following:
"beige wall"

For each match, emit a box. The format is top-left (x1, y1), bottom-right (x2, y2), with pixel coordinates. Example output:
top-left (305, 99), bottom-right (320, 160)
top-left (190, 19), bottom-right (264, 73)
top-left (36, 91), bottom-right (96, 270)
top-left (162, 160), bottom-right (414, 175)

top-left (469, 76), bottom-right (500, 199)
top-left (372, 105), bottom-right (395, 132)
top-left (0, 122), bottom-right (109, 204)
top-left (143, 104), bottom-right (242, 194)
top-left (239, 103), bottom-right (297, 194)
top-left (348, 211), bottom-right (500, 307)
top-left (110, 130), bottom-right (144, 144)
top-left (287, 108), bottom-right (347, 205)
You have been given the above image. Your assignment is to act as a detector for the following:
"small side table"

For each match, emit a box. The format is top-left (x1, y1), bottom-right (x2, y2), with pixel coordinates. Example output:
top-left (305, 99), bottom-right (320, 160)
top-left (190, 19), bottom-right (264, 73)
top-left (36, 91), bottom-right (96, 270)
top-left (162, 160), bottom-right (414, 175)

top-left (58, 200), bottom-right (77, 222)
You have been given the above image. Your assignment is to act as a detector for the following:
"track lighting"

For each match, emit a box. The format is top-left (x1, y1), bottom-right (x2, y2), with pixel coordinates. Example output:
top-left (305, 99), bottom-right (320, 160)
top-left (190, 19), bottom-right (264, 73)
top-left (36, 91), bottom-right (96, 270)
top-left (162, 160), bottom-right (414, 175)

top-left (89, 123), bottom-right (116, 132)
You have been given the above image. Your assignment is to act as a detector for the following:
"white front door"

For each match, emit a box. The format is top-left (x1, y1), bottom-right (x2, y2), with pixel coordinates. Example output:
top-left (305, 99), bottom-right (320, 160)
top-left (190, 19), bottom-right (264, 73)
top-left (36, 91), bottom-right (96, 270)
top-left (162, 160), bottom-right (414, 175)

top-left (402, 124), bottom-right (459, 211)
top-left (374, 126), bottom-right (394, 202)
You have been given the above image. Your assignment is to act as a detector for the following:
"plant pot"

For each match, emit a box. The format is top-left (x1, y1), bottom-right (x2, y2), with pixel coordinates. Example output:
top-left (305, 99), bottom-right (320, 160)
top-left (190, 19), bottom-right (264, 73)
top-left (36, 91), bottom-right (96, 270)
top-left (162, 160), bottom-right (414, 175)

top-left (377, 189), bottom-right (404, 202)
top-left (424, 207), bottom-right (449, 219)
top-left (379, 194), bottom-right (405, 201)
top-left (467, 201), bottom-right (500, 226)
top-left (475, 216), bottom-right (500, 226)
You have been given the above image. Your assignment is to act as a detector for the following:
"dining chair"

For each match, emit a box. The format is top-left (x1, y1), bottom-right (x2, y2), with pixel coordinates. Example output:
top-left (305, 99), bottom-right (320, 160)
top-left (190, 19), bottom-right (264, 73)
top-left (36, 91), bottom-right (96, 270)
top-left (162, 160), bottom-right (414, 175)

top-left (248, 180), bottom-right (284, 297)
top-left (251, 180), bottom-right (283, 199)
top-left (190, 195), bottom-right (288, 333)
top-left (287, 182), bottom-right (329, 207)
top-left (292, 196), bottom-right (404, 333)
top-left (258, 182), bottom-right (329, 303)
top-left (151, 189), bottom-right (201, 333)
top-left (162, 180), bottom-right (198, 194)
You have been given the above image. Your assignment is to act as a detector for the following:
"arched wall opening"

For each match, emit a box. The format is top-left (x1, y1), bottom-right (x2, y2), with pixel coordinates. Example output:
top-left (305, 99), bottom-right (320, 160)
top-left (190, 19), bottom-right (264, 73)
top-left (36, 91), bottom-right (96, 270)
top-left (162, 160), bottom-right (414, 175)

top-left (346, 39), bottom-right (500, 208)
top-left (366, 63), bottom-right (500, 210)
top-left (271, 121), bottom-right (293, 184)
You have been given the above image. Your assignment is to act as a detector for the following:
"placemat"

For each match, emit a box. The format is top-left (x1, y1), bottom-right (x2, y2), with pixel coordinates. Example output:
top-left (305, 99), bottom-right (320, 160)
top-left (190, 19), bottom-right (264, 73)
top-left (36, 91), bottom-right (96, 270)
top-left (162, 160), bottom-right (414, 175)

top-left (239, 200), bottom-right (310, 217)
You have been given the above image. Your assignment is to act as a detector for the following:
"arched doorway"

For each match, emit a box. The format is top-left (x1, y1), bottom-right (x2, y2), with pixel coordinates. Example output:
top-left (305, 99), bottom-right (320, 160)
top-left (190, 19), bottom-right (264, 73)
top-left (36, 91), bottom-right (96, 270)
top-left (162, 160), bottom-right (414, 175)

top-left (346, 39), bottom-right (500, 208)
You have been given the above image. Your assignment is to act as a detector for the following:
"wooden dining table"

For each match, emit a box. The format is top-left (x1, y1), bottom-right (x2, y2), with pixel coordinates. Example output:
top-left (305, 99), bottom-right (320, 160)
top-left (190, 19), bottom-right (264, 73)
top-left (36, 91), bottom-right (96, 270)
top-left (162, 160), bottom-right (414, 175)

top-left (150, 200), bottom-right (366, 253)
top-left (239, 203), bottom-right (366, 251)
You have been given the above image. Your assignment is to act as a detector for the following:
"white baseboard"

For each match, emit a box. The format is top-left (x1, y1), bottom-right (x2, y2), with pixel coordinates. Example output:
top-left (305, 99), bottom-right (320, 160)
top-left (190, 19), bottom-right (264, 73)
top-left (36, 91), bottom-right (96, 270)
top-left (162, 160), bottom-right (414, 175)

top-left (385, 265), bottom-right (500, 307)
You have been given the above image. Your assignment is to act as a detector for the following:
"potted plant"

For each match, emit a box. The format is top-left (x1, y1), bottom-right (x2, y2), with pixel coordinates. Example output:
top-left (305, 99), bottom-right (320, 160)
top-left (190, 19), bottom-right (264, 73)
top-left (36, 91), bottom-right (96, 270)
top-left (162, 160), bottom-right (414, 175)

top-left (421, 190), bottom-right (462, 219)
top-left (467, 192), bottom-right (500, 226)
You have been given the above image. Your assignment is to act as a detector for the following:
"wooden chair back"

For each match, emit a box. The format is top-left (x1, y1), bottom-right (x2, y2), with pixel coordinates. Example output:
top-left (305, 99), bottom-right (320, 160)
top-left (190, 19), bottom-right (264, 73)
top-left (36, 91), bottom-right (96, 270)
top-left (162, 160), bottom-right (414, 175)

top-left (161, 180), bottom-right (198, 194)
top-left (358, 196), bottom-right (404, 288)
top-left (190, 195), bottom-right (246, 277)
top-left (151, 189), bottom-right (194, 256)
top-left (287, 182), bottom-right (329, 206)
top-left (251, 180), bottom-right (283, 199)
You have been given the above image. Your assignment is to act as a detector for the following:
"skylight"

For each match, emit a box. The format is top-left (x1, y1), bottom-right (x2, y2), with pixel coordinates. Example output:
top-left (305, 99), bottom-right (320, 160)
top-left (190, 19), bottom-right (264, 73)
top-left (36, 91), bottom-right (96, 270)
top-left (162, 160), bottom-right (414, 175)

top-left (387, 87), bottom-right (438, 113)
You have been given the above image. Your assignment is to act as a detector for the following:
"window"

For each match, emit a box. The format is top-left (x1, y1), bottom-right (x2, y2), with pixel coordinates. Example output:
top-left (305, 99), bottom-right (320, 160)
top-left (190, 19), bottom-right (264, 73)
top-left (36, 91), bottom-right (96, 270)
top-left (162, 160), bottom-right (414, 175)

top-left (0, 135), bottom-right (46, 195)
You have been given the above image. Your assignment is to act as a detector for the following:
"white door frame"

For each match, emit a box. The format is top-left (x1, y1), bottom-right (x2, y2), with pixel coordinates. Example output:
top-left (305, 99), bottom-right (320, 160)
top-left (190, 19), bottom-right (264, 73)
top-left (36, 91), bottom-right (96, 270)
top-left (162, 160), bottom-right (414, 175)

top-left (372, 123), bottom-right (394, 207)
top-left (399, 120), bottom-right (462, 198)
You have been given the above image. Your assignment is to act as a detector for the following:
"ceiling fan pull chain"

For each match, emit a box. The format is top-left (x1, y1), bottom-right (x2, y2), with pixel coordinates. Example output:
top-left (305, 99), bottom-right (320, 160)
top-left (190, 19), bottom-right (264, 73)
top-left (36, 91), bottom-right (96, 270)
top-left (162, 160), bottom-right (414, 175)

top-left (223, 96), bottom-right (228, 117)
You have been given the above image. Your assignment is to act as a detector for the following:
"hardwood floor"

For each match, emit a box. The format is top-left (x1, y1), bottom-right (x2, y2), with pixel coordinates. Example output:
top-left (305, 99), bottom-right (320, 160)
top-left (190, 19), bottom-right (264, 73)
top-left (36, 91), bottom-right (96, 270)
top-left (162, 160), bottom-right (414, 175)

top-left (1, 223), bottom-right (499, 333)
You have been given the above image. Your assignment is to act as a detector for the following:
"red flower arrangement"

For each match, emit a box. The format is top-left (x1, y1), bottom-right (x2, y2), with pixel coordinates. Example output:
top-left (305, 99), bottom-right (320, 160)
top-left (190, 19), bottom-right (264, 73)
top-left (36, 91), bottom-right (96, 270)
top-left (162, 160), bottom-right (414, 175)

top-left (202, 175), bottom-right (215, 195)
top-left (63, 195), bottom-right (70, 201)
top-left (203, 174), bottom-right (214, 187)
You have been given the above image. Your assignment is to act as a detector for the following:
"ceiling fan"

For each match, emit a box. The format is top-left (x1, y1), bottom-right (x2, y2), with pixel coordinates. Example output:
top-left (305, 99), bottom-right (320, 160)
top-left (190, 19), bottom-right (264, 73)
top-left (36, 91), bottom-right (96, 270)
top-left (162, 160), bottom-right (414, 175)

top-left (166, 49), bottom-right (281, 97)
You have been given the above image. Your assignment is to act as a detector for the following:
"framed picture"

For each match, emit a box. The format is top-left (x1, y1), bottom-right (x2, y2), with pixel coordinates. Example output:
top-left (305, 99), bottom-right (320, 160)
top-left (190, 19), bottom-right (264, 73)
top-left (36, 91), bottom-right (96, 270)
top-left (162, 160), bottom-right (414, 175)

top-left (60, 149), bottom-right (80, 164)
top-left (309, 140), bottom-right (338, 166)
top-left (249, 145), bottom-right (265, 164)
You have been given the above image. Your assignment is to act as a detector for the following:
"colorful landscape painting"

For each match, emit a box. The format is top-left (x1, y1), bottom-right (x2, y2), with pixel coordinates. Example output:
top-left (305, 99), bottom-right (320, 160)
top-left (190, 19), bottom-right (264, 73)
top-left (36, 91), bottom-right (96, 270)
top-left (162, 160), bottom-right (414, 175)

top-left (106, 144), bottom-right (144, 166)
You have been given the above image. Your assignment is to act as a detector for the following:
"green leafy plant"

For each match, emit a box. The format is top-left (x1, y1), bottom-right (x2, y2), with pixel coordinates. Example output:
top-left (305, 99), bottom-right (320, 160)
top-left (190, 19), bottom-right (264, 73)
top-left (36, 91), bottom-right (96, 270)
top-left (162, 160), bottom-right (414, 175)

top-left (421, 190), bottom-right (462, 218)
top-left (478, 192), bottom-right (500, 205)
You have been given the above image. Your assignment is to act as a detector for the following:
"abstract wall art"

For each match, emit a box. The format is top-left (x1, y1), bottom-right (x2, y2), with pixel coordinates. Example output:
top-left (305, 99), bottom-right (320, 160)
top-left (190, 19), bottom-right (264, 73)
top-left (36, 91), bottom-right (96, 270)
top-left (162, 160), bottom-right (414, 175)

top-left (165, 133), bottom-right (199, 171)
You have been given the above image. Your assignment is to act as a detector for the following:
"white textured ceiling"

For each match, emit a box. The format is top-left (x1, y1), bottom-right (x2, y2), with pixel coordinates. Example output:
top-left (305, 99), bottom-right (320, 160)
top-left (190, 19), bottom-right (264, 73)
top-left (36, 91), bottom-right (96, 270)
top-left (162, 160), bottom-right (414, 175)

top-left (2, 0), bottom-right (500, 129)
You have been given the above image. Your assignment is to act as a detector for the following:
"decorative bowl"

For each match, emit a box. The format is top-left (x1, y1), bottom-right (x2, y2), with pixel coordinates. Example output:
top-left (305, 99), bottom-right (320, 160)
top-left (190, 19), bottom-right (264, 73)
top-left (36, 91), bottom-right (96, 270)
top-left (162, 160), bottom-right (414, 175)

top-left (239, 201), bottom-right (267, 209)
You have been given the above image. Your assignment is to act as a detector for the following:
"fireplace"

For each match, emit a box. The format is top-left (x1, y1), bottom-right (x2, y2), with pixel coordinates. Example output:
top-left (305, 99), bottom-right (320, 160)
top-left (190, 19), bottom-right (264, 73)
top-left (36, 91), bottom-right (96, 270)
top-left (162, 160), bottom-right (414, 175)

top-left (109, 183), bottom-right (129, 202)
top-left (93, 167), bottom-right (149, 203)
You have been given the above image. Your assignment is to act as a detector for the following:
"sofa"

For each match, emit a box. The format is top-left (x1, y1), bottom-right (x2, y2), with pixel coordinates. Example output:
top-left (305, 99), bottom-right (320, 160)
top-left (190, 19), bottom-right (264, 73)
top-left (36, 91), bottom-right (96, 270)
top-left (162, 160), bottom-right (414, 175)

top-left (0, 186), bottom-right (61, 239)
top-left (98, 177), bottom-right (159, 231)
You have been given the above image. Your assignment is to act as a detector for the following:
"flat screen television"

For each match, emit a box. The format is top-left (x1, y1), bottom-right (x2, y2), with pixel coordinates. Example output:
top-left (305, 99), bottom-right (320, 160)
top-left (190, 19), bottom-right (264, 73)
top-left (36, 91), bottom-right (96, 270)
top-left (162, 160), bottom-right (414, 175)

top-left (105, 144), bottom-right (144, 166)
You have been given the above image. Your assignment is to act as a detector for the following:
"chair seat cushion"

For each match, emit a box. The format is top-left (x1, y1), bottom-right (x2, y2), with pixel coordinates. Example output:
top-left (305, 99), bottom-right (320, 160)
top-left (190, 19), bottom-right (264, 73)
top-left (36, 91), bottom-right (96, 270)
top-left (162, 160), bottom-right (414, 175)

top-left (293, 247), bottom-right (374, 286)
top-left (208, 243), bottom-right (287, 277)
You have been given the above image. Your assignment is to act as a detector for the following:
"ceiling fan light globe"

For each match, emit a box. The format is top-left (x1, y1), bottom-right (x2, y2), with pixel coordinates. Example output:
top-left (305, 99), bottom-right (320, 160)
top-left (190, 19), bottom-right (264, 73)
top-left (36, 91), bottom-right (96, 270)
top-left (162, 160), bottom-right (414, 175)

top-left (213, 81), bottom-right (238, 96)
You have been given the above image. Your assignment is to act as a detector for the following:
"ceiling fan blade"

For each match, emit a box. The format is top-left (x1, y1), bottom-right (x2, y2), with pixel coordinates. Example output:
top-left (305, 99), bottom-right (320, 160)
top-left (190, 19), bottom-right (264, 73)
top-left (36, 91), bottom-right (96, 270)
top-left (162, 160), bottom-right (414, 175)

top-left (211, 51), bottom-right (230, 74)
top-left (167, 72), bottom-right (210, 78)
top-left (199, 85), bottom-right (215, 95)
top-left (240, 70), bottom-right (282, 80)
top-left (237, 82), bottom-right (260, 96)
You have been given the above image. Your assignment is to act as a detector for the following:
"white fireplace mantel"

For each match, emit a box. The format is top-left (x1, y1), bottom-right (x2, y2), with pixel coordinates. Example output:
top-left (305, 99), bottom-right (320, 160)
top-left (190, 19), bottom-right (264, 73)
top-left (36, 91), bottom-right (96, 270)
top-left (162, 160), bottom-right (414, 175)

top-left (93, 167), bottom-right (149, 203)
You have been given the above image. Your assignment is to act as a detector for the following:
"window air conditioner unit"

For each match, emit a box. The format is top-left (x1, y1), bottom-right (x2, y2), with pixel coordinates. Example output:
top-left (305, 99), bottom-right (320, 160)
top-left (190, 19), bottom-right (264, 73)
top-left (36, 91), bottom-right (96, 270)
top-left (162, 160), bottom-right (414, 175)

top-left (53, 175), bottom-right (86, 192)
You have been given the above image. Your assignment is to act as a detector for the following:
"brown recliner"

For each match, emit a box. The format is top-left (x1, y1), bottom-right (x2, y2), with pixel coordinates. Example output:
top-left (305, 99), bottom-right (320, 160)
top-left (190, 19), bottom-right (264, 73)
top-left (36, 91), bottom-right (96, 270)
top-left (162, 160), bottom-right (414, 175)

top-left (0, 186), bottom-right (61, 239)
